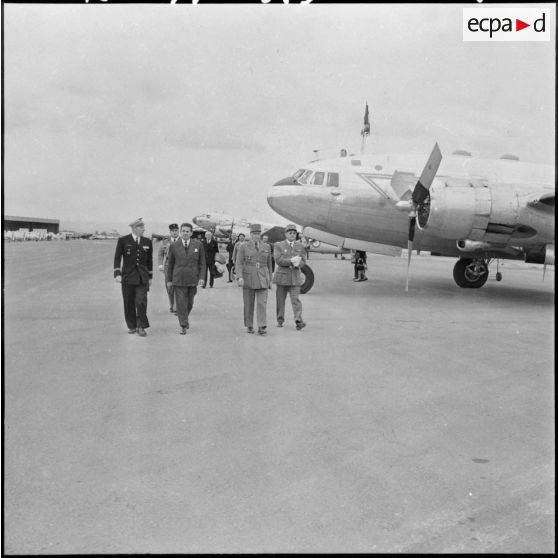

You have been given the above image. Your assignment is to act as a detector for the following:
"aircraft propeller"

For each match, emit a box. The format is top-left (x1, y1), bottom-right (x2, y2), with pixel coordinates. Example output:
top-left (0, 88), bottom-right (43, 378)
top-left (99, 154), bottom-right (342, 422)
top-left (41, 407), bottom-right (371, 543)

top-left (402, 143), bottom-right (442, 291)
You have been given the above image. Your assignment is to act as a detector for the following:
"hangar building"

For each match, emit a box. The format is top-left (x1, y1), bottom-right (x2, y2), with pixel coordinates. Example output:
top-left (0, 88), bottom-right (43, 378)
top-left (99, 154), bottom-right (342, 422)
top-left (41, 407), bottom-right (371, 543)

top-left (3, 215), bottom-right (60, 234)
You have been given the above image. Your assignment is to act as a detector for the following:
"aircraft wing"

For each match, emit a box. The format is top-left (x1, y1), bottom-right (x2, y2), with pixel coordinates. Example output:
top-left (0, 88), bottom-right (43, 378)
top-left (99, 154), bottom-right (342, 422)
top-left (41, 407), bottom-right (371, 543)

top-left (303, 226), bottom-right (402, 257)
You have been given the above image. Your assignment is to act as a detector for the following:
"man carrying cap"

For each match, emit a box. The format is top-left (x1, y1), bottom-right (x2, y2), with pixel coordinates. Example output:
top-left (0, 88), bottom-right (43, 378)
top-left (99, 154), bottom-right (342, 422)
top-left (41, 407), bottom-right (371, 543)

top-left (272, 223), bottom-right (307, 330)
top-left (113, 218), bottom-right (153, 336)
top-left (235, 223), bottom-right (273, 335)
top-left (158, 223), bottom-right (180, 312)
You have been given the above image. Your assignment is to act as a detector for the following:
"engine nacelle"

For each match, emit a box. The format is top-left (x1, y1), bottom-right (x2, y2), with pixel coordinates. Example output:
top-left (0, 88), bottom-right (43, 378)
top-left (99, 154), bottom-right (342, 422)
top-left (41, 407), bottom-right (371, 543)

top-left (417, 182), bottom-right (479, 239)
top-left (525, 244), bottom-right (554, 265)
top-left (456, 240), bottom-right (492, 252)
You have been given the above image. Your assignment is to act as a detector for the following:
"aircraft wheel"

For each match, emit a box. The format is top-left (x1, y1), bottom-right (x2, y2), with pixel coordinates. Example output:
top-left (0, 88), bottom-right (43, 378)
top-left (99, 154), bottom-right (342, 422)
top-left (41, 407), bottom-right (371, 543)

top-left (453, 258), bottom-right (489, 289)
top-left (300, 264), bottom-right (315, 294)
top-left (495, 272), bottom-right (502, 282)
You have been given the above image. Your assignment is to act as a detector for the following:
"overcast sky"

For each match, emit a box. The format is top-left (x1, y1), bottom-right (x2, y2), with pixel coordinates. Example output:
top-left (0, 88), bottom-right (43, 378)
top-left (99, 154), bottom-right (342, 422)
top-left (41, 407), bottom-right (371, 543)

top-left (3, 3), bottom-right (555, 232)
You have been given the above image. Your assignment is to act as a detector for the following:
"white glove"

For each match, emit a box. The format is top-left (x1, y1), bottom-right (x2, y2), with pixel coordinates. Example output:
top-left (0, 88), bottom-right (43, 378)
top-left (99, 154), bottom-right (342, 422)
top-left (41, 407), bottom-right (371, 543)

top-left (158, 264), bottom-right (164, 271)
top-left (290, 255), bottom-right (302, 267)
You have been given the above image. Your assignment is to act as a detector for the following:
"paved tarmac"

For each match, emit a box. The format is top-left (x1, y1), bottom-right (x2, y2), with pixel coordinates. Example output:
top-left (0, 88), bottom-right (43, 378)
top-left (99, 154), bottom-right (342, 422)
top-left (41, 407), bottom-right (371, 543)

top-left (2, 240), bottom-right (554, 553)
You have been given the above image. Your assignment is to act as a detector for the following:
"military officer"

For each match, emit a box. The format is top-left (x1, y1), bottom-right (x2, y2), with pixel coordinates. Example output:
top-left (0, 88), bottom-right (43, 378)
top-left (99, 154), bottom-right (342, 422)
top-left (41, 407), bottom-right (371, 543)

top-left (114, 218), bottom-right (153, 337)
top-left (158, 223), bottom-right (180, 312)
top-left (235, 223), bottom-right (273, 335)
top-left (272, 223), bottom-right (307, 330)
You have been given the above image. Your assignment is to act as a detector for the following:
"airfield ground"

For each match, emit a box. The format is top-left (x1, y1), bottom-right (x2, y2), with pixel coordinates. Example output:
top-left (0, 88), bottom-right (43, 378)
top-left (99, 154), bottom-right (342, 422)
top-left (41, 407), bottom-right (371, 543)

top-left (3, 240), bottom-right (554, 553)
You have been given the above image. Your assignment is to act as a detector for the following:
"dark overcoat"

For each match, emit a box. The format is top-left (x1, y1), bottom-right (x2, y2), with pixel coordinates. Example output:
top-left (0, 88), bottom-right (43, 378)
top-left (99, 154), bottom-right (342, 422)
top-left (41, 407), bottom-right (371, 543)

top-left (166, 239), bottom-right (207, 287)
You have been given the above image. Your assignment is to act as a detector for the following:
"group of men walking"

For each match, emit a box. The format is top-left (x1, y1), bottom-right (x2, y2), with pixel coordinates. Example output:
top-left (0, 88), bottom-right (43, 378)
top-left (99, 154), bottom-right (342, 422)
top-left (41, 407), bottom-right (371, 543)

top-left (114, 218), bottom-right (306, 336)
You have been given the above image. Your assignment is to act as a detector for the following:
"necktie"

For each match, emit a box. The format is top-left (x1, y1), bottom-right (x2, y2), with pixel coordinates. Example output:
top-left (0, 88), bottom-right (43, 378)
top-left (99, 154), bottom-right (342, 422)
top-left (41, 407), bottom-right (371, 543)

top-left (255, 241), bottom-right (259, 250)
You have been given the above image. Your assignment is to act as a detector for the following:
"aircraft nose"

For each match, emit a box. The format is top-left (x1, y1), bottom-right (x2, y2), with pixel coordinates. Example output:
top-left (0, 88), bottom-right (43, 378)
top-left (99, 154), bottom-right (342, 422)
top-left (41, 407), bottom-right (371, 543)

top-left (273, 176), bottom-right (298, 187)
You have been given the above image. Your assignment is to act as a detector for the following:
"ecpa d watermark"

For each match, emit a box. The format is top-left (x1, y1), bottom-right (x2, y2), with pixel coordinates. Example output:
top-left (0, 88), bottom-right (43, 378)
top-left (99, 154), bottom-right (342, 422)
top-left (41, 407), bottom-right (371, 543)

top-left (463, 8), bottom-right (551, 41)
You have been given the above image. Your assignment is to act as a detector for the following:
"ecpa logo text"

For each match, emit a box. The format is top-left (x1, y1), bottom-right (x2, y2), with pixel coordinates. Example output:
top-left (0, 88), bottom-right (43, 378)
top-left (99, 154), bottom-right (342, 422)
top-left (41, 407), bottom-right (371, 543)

top-left (463, 8), bottom-right (551, 42)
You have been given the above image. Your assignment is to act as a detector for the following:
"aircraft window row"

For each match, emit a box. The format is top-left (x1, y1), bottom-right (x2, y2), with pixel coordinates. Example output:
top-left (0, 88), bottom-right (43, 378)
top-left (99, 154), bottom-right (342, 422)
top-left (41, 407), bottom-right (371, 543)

top-left (293, 168), bottom-right (339, 187)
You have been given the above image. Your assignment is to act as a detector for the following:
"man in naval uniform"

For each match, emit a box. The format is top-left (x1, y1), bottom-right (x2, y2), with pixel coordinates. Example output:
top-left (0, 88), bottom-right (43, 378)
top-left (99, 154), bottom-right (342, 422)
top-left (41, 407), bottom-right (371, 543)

top-left (235, 223), bottom-right (273, 335)
top-left (166, 222), bottom-right (206, 335)
top-left (272, 223), bottom-right (307, 330)
top-left (158, 223), bottom-right (180, 312)
top-left (114, 218), bottom-right (153, 337)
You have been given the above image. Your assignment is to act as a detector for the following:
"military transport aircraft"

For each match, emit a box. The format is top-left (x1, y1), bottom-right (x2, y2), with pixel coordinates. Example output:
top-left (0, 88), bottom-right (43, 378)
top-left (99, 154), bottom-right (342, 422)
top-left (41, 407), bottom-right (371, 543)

top-left (191, 212), bottom-right (351, 256)
top-left (267, 144), bottom-right (554, 290)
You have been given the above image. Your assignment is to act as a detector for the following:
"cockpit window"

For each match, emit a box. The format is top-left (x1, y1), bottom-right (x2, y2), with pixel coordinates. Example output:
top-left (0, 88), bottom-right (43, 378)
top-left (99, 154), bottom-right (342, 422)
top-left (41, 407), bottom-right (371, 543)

top-left (310, 171), bottom-right (325, 185)
top-left (326, 172), bottom-right (339, 187)
top-left (293, 169), bottom-right (305, 181)
top-left (298, 170), bottom-right (313, 184)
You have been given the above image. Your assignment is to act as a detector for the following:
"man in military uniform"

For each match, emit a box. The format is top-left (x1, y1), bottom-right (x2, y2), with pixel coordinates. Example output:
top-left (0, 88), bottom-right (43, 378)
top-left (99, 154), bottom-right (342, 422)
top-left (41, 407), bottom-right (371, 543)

top-left (158, 223), bottom-right (180, 312)
top-left (166, 223), bottom-right (206, 335)
top-left (235, 223), bottom-right (273, 335)
top-left (272, 223), bottom-right (307, 330)
top-left (114, 218), bottom-right (153, 337)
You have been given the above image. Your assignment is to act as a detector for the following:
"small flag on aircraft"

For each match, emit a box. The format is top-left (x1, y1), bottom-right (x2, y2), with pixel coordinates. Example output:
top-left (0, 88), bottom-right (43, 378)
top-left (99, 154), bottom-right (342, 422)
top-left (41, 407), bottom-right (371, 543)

top-left (361, 103), bottom-right (370, 137)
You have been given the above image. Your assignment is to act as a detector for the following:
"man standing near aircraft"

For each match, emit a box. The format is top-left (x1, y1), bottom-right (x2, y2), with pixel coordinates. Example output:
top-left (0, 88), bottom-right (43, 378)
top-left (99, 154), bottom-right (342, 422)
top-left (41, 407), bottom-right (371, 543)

top-left (201, 230), bottom-right (219, 288)
top-left (166, 223), bottom-right (206, 335)
top-left (158, 223), bottom-right (180, 312)
top-left (226, 233), bottom-right (237, 282)
top-left (273, 224), bottom-right (307, 330)
top-left (113, 218), bottom-right (153, 337)
top-left (235, 224), bottom-right (273, 335)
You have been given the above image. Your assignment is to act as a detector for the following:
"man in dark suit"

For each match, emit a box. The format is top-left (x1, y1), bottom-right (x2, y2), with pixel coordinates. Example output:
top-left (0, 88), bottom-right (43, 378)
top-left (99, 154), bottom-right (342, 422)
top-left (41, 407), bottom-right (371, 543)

top-left (114, 218), bottom-right (153, 337)
top-left (166, 223), bottom-right (206, 334)
top-left (158, 223), bottom-right (180, 312)
top-left (272, 223), bottom-right (307, 330)
top-left (201, 230), bottom-right (219, 288)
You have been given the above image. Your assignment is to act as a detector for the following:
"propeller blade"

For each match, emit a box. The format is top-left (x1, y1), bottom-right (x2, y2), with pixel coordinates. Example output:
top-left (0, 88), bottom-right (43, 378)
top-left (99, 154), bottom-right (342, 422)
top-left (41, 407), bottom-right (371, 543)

top-left (411, 142), bottom-right (442, 205)
top-left (405, 217), bottom-right (416, 292)
top-left (408, 215), bottom-right (416, 243)
top-left (405, 239), bottom-right (413, 292)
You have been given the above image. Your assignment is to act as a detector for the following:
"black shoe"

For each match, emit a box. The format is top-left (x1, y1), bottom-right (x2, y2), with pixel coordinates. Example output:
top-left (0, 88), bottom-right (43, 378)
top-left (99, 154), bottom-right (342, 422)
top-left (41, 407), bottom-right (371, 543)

top-left (295, 321), bottom-right (306, 331)
top-left (247, 327), bottom-right (255, 334)
top-left (258, 327), bottom-right (267, 335)
top-left (180, 326), bottom-right (187, 335)
top-left (169, 307), bottom-right (174, 313)
top-left (227, 280), bottom-right (233, 283)
top-left (277, 321), bottom-right (284, 328)
top-left (128, 328), bottom-right (137, 334)
top-left (137, 327), bottom-right (147, 337)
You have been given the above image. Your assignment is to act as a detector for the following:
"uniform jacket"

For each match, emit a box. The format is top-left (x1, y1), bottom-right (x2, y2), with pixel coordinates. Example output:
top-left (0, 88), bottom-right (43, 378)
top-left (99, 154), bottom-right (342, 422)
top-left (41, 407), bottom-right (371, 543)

top-left (166, 238), bottom-right (207, 287)
top-left (157, 237), bottom-right (179, 268)
top-left (273, 240), bottom-right (306, 286)
top-left (201, 238), bottom-right (220, 264)
top-left (236, 240), bottom-right (272, 289)
top-left (114, 234), bottom-right (153, 284)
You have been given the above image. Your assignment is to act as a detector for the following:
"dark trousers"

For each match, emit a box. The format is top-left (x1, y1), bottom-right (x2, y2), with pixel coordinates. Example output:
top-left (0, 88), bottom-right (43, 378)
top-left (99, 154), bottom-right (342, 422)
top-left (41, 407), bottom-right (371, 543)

top-left (204, 263), bottom-right (215, 287)
top-left (164, 265), bottom-right (176, 309)
top-left (121, 282), bottom-right (149, 329)
top-left (226, 261), bottom-right (234, 280)
top-left (175, 285), bottom-right (197, 328)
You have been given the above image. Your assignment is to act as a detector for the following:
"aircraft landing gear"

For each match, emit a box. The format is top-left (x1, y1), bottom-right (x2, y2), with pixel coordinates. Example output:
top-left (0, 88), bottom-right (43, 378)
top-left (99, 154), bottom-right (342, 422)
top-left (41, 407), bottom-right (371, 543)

top-left (453, 258), bottom-right (489, 288)
top-left (495, 259), bottom-right (502, 282)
